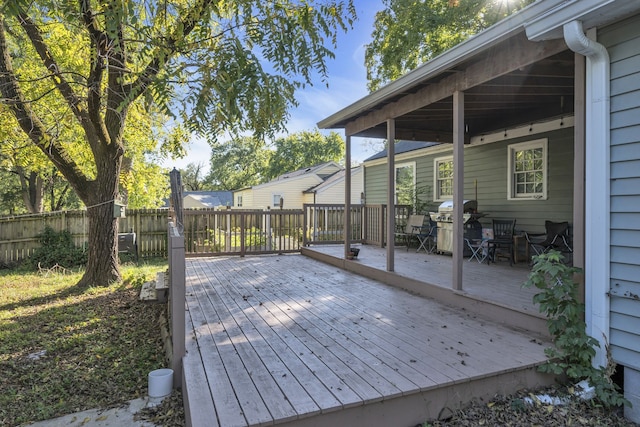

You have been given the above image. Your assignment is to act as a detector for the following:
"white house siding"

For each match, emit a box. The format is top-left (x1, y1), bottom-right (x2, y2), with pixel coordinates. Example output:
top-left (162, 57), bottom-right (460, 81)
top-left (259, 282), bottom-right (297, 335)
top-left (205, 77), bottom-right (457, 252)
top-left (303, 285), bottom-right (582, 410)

top-left (233, 188), bottom-right (254, 208)
top-left (600, 14), bottom-right (640, 371)
top-left (363, 128), bottom-right (574, 233)
top-left (251, 175), bottom-right (323, 209)
top-left (315, 169), bottom-right (364, 205)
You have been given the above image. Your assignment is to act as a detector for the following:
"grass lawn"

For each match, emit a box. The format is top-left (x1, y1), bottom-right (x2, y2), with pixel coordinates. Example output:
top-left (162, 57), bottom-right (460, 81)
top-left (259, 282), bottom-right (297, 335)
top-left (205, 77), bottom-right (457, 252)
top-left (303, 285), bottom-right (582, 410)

top-left (0, 260), bottom-right (168, 426)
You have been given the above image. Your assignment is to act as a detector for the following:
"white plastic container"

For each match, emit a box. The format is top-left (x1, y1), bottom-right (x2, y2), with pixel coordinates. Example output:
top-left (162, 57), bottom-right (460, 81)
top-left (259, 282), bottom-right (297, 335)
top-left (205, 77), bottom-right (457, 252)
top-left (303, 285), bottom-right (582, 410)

top-left (148, 368), bottom-right (173, 399)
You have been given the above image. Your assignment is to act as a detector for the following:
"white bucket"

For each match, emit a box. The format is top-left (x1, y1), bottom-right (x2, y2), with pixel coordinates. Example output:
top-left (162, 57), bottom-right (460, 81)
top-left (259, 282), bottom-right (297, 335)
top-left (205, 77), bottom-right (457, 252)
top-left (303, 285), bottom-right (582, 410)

top-left (148, 368), bottom-right (173, 399)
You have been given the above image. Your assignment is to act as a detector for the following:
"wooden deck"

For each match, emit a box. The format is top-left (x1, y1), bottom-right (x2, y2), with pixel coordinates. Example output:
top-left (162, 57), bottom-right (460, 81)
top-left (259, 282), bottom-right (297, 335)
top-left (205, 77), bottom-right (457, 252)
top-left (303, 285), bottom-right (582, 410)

top-left (302, 244), bottom-right (548, 336)
top-left (182, 253), bottom-right (555, 427)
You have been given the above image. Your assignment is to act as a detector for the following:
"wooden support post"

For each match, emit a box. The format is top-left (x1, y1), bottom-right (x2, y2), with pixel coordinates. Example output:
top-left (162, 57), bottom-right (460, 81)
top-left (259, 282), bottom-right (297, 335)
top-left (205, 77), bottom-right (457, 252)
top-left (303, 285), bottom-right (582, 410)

top-left (452, 91), bottom-right (464, 291)
top-left (344, 134), bottom-right (352, 258)
top-left (168, 222), bottom-right (185, 388)
top-left (386, 119), bottom-right (396, 272)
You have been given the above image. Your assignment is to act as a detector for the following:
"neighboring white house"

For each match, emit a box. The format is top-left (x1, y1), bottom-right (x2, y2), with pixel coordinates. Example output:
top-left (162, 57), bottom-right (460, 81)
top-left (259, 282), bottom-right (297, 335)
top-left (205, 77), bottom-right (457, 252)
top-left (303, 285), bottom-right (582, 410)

top-left (303, 166), bottom-right (364, 205)
top-left (233, 161), bottom-right (362, 209)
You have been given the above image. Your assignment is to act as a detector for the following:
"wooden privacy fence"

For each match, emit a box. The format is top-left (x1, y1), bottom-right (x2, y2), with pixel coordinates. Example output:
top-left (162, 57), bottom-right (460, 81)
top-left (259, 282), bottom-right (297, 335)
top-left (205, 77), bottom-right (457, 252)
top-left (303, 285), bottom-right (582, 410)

top-left (0, 209), bottom-right (169, 265)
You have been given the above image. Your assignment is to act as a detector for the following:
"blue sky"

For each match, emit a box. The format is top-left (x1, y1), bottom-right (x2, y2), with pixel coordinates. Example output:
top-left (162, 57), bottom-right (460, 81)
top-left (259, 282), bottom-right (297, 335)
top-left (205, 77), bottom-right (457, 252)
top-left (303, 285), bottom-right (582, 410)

top-left (164, 0), bottom-right (385, 173)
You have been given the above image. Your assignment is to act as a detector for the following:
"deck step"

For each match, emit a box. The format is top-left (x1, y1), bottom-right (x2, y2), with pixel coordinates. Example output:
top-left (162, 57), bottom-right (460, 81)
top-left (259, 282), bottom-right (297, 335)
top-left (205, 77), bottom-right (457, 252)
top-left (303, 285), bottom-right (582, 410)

top-left (138, 270), bottom-right (169, 303)
top-left (155, 270), bottom-right (169, 303)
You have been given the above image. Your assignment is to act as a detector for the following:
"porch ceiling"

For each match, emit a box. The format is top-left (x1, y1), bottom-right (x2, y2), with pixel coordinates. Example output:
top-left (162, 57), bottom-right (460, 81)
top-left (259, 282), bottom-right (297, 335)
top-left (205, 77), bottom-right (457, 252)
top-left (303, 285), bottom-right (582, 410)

top-left (327, 33), bottom-right (575, 143)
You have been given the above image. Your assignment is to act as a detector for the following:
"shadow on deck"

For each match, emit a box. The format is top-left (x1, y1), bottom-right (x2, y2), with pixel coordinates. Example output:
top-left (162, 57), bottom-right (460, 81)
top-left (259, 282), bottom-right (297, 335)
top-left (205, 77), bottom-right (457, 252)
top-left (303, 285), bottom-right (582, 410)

top-left (182, 253), bottom-right (555, 427)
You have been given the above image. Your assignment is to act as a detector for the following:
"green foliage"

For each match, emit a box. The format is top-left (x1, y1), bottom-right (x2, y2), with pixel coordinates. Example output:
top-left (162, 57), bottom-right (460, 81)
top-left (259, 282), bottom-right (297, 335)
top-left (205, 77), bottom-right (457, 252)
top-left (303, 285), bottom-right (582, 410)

top-left (30, 226), bottom-right (87, 270)
top-left (265, 130), bottom-right (345, 180)
top-left (365, 0), bottom-right (534, 91)
top-left (524, 250), bottom-right (629, 408)
top-left (207, 136), bottom-right (271, 191)
top-left (207, 130), bottom-right (345, 191)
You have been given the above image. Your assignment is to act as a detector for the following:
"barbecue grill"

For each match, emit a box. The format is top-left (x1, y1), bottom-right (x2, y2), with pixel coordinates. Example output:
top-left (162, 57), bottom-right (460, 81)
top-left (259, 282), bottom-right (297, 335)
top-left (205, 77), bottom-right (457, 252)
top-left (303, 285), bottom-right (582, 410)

top-left (429, 200), bottom-right (484, 254)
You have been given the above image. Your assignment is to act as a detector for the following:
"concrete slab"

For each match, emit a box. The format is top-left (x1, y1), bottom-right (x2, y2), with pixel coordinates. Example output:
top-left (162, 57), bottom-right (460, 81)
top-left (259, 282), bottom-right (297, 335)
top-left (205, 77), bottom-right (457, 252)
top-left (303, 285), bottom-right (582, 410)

top-left (26, 398), bottom-right (158, 427)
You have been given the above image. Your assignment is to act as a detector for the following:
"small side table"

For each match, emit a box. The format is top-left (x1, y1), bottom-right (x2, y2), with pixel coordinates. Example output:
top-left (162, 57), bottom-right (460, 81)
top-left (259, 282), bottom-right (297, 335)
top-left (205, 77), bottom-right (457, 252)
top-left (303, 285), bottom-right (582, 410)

top-left (512, 234), bottom-right (529, 263)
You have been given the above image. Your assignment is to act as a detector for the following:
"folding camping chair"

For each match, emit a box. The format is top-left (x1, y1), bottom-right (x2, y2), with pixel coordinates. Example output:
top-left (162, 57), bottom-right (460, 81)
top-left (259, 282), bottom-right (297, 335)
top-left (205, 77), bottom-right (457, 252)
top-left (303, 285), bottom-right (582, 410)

top-left (525, 220), bottom-right (572, 259)
top-left (465, 237), bottom-right (487, 263)
top-left (395, 214), bottom-right (426, 251)
top-left (416, 218), bottom-right (437, 254)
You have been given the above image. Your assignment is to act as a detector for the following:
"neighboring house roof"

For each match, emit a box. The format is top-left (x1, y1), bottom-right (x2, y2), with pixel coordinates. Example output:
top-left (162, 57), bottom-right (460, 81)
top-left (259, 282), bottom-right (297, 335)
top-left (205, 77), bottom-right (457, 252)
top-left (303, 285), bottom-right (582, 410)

top-left (184, 191), bottom-right (233, 207)
top-left (249, 161), bottom-right (342, 190)
top-left (364, 141), bottom-right (440, 162)
top-left (272, 161), bottom-right (342, 181)
top-left (303, 166), bottom-right (362, 194)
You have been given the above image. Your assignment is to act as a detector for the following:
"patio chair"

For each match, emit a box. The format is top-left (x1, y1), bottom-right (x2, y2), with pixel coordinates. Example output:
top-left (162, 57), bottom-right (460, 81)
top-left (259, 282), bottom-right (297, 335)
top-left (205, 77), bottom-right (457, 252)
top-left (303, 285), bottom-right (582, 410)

top-left (486, 219), bottom-right (516, 266)
top-left (395, 214), bottom-right (426, 251)
top-left (525, 221), bottom-right (572, 258)
top-left (416, 218), bottom-right (437, 253)
top-left (465, 237), bottom-right (487, 263)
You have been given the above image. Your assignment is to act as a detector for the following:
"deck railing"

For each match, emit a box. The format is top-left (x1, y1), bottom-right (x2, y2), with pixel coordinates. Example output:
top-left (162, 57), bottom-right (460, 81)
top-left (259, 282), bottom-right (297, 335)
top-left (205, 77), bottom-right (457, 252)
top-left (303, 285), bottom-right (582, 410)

top-left (183, 208), bottom-right (304, 256)
top-left (303, 204), bottom-right (411, 247)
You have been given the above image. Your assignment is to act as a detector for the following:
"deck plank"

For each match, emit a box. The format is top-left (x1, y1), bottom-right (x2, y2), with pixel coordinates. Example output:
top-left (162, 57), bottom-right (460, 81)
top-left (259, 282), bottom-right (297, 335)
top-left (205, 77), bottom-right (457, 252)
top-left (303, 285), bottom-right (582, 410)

top-left (189, 264), bottom-right (277, 426)
top-left (183, 254), bottom-right (553, 427)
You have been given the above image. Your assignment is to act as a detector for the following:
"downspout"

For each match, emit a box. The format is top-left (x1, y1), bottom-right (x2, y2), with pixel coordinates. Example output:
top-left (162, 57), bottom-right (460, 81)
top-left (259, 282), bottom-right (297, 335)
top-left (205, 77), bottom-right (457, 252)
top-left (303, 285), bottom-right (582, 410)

top-left (563, 20), bottom-right (610, 369)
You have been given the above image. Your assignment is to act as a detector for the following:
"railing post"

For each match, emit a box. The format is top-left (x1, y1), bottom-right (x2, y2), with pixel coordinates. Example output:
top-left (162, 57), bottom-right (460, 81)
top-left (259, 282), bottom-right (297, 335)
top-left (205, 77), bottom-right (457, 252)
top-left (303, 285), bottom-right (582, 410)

top-left (363, 205), bottom-right (368, 243)
top-left (379, 205), bottom-right (386, 248)
top-left (168, 222), bottom-right (185, 388)
top-left (225, 207), bottom-right (231, 251)
top-left (240, 212), bottom-right (246, 257)
top-left (266, 207), bottom-right (273, 251)
top-left (302, 205), bottom-right (308, 247)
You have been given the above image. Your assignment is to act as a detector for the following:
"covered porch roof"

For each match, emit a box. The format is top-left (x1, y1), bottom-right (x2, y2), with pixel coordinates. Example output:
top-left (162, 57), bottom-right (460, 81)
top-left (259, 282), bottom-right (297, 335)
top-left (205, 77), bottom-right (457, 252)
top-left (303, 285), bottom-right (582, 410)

top-left (317, 0), bottom-right (637, 142)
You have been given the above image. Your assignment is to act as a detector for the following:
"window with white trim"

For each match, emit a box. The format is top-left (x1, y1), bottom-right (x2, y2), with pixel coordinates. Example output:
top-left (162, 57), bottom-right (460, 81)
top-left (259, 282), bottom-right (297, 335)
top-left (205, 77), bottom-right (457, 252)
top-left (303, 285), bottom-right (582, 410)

top-left (507, 139), bottom-right (548, 200)
top-left (272, 194), bottom-right (283, 207)
top-left (394, 162), bottom-right (415, 206)
top-left (433, 156), bottom-right (453, 201)
top-left (236, 195), bottom-right (242, 207)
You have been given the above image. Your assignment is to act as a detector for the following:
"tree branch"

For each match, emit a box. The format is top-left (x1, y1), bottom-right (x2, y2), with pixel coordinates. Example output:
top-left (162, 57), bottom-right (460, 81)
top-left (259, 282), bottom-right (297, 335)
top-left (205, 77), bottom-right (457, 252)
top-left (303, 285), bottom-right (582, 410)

top-left (0, 16), bottom-right (91, 197)
top-left (80, 0), bottom-right (109, 142)
top-left (17, 14), bottom-right (98, 136)
top-left (126, 0), bottom-right (214, 103)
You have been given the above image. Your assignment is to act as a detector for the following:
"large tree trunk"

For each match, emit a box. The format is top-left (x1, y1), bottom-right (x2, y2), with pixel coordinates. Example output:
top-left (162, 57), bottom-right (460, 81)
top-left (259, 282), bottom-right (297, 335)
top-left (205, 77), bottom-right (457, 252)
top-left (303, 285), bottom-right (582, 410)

top-left (78, 199), bottom-right (121, 287)
top-left (76, 158), bottom-right (122, 288)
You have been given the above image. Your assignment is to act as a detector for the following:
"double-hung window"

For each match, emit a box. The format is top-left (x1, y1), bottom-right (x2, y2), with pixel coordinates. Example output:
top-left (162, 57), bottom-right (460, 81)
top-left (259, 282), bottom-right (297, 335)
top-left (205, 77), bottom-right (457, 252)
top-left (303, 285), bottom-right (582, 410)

top-left (433, 156), bottom-right (453, 201)
top-left (507, 139), bottom-right (547, 200)
top-left (394, 162), bottom-right (416, 206)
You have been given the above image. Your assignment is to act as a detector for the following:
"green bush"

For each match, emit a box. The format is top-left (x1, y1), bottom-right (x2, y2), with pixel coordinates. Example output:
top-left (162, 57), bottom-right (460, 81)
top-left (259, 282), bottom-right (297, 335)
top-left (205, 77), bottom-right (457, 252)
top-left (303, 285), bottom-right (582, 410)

top-left (30, 226), bottom-right (87, 269)
top-left (524, 250), bottom-right (628, 408)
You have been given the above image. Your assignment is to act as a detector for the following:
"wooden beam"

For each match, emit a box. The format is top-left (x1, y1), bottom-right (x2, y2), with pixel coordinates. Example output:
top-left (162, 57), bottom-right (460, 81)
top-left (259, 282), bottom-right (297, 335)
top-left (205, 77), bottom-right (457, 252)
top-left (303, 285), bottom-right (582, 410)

top-left (345, 34), bottom-right (567, 136)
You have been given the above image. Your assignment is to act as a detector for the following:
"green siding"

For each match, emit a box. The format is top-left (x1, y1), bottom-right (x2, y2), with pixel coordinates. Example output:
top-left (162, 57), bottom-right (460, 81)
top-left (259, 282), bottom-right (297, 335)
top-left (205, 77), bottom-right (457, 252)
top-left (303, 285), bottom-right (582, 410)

top-left (601, 13), bottom-right (640, 370)
top-left (363, 127), bottom-right (574, 233)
